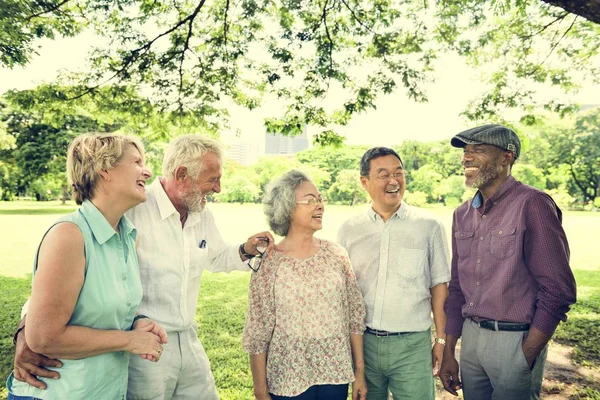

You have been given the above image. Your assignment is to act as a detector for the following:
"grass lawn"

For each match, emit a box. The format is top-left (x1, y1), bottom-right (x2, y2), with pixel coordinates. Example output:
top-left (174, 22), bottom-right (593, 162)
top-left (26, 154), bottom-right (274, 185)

top-left (0, 201), bottom-right (598, 399)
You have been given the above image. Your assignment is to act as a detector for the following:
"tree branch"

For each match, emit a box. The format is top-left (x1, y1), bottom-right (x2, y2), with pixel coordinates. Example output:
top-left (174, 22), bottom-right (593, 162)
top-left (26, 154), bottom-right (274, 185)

top-left (541, 0), bottom-right (600, 25)
top-left (25, 0), bottom-right (71, 21)
top-left (69, 0), bottom-right (207, 101)
top-left (520, 12), bottom-right (568, 39)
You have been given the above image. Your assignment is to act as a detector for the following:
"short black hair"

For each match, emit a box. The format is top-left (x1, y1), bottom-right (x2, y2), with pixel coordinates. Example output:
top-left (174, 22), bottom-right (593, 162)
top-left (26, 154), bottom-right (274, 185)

top-left (360, 147), bottom-right (403, 177)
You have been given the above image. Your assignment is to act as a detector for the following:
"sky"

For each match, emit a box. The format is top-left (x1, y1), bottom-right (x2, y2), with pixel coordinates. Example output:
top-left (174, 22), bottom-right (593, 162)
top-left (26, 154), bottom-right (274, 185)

top-left (1, 31), bottom-right (599, 148)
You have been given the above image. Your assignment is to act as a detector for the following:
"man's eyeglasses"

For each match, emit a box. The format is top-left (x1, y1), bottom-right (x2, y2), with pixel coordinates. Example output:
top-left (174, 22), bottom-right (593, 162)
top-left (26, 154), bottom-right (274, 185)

top-left (296, 197), bottom-right (328, 206)
top-left (375, 171), bottom-right (405, 181)
top-left (246, 237), bottom-right (269, 272)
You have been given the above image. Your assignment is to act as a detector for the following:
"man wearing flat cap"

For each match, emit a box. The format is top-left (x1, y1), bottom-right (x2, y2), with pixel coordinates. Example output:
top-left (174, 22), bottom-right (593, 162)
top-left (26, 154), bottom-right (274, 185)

top-left (439, 124), bottom-right (577, 400)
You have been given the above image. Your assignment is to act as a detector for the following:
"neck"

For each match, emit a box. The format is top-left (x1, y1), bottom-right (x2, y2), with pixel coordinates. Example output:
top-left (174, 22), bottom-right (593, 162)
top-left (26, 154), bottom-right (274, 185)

top-left (281, 228), bottom-right (317, 256)
top-left (160, 177), bottom-right (189, 226)
top-left (372, 202), bottom-right (401, 222)
top-left (88, 196), bottom-right (128, 232)
top-left (479, 173), bottom-right (511, 204)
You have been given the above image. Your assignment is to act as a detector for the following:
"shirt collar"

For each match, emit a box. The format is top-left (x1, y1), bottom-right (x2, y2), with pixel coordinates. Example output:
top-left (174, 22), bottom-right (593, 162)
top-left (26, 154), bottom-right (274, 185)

top-left (366, 201), bottom-right (408, 221)
top-left (149, 178), bottom-right (205, 226)
top-left (80, 200), bottom-right (136, 244)
top-left (150, 178), bottom-right (179, 220)
top-left (471, 175), bottom-right (518, 210)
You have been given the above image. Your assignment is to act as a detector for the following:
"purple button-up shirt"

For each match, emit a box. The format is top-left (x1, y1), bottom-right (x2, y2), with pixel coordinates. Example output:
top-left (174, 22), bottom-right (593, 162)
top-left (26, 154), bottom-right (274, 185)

top-left (444, 176), bottom-right (576, 337)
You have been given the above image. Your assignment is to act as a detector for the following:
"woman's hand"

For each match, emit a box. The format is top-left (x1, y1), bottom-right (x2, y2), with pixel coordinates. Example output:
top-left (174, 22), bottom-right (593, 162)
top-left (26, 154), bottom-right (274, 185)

top-left (253, 388), bottom-right (272, 400)
top-left (352, 372), bottom-right (368, 400)
top-left (128, 323), bottom-right (164, 362)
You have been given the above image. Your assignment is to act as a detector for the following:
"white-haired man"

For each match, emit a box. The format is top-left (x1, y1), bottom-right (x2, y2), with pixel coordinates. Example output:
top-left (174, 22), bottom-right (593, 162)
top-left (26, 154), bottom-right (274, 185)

top-left (13, 134), bottom-right (276, 399)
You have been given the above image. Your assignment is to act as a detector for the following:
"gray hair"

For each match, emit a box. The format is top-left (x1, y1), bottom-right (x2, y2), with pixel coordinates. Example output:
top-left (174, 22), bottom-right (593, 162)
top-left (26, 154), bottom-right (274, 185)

top-left (263, 169), bottom-right (312, 237)
top-left (162, 134), bottom-right (224, 179)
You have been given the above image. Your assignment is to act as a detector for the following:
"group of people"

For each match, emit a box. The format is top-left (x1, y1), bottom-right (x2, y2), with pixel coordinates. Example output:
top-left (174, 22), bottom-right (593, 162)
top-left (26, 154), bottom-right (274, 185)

top-left (7, 124), bottom-right (576, 400)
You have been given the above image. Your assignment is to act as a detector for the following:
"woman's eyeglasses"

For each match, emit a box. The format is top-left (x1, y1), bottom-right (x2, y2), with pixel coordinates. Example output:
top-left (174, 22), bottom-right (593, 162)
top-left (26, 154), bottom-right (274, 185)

top-left (296, 197), bottom-right (328, 206)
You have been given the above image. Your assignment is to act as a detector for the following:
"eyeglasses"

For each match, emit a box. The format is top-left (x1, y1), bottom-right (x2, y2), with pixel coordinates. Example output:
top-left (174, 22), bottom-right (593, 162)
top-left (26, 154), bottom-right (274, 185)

top-left (296, 197), bottom-right (328, 206)
top-left (375, 171), bottom-right (405, 181)
top-left (246, 238), bottom-right (269, 272)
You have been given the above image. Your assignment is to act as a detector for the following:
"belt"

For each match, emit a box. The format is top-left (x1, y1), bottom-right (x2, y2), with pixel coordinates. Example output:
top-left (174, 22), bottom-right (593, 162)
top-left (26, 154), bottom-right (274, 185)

top-left (365, 327), bottom-right (407, 337)
top-left (475, 319), bottom-right (530, 332)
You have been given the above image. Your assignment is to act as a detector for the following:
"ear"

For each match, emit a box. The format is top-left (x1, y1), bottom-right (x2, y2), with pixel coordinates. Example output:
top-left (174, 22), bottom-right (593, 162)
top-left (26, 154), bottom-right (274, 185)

top-left (175, 166), bottom-right (188, 182)
top-left (360, 176), bottom-right (368, 190)
top-left (98, 169), bottom-right (110, 182)
top-left (502, 151), bottom-right (514, 166)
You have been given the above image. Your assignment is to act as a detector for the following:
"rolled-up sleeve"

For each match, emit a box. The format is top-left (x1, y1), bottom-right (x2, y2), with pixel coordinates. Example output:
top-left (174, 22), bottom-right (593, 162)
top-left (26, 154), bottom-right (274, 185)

top-left (341, 253), bottom-right (366, 335)
top-left (242, 258), bottom-right (277, 355)
top-left (525, 194), bottom-right (577, 337)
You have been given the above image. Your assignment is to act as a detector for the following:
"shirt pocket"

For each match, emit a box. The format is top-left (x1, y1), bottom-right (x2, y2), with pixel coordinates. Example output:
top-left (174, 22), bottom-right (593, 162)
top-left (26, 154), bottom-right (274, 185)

top-left (190, 247), bottom-right (208, 277)
top-left (454, 231), bottom-right (474, 258)
top-left (489, 226), bottom-right (517, 259)
top-left (391, 247), bottom-right (426, 283)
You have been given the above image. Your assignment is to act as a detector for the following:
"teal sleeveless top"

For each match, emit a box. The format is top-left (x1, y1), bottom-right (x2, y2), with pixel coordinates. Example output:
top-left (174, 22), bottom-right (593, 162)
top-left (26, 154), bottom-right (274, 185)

top-left (8, 200), bottom-right (143, 399)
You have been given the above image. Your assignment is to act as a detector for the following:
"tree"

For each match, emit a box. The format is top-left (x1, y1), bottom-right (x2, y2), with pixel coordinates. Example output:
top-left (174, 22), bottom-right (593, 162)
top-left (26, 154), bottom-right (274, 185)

top-left (327, 169), bottom-right (368, 205)
top-left (296, 146), bottom-right (366, 190)
top-left (2, 1), bottom-right (599, 141)
top-left (218, 175), bottom-right (260, 204)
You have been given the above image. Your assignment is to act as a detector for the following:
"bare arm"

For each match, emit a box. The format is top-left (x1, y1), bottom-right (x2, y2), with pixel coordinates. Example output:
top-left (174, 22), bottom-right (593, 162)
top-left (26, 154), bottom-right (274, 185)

top-left (249, 353), bottom-right (271, 400)
top-left (26, 223), bottom-right (162, 360)
top-left (431, 282), bottom-right (448, 376)
top-left (350, 334), bottom-right (367, 400)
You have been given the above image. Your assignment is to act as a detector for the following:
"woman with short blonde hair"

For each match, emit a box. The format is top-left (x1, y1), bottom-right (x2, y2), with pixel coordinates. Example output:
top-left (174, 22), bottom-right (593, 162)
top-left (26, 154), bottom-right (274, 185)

top-left (8, 133), bottom-right (167, 400)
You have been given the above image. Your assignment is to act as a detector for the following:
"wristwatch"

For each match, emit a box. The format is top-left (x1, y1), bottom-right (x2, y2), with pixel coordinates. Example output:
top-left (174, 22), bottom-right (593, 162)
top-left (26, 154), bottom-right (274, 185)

top-left (435, 337), bottom-right (446, 346)
top-left (239, 243), bottom-right (255, 259)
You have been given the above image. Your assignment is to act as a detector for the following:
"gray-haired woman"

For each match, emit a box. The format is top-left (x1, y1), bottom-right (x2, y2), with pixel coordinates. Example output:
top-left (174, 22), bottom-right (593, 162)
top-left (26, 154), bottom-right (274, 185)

top-left (242, 170), bottom-right (367, 400)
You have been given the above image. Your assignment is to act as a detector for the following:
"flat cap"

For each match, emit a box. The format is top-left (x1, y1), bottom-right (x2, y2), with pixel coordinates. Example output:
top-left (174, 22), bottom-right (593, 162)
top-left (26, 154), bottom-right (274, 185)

top-left (450, 124), bottom-right (521, 159)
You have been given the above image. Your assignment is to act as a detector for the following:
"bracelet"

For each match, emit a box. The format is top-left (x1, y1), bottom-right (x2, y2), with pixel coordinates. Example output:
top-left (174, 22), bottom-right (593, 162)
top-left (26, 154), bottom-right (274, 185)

top-left (131, 314), bottom-right (149, 330)
top-left (239, 243), bottom-right (255, 259)
top-left (435, 337), bottom-right (446, 346)
top-left (13, 325), bottom-right (25, 345)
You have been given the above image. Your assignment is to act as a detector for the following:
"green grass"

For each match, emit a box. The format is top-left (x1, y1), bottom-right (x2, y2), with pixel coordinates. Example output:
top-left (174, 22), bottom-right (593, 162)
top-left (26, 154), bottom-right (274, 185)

top-left (0, 201), bottom-right (598, 399)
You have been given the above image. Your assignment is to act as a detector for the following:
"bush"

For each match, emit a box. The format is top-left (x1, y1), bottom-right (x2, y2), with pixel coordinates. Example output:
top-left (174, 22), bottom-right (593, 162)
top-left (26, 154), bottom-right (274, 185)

top-left (405, 191), bottom-right (428, 207)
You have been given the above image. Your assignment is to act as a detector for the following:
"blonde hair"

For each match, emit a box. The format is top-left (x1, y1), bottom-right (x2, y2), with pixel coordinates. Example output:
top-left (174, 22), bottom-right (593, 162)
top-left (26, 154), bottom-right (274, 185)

top-left (162, 134), bottom-right (224, 179)
top-left (67, 133), bottom-right (145, 205)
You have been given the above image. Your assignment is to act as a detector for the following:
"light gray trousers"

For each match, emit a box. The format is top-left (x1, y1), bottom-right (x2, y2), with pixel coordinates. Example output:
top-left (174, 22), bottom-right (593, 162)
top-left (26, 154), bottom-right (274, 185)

top-left (460, 318), bottom-right (548, 400)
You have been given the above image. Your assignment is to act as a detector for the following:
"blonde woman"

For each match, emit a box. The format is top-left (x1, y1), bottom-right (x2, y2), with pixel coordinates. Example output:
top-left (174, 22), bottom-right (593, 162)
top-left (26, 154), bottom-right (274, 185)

top-left (243, 170), bottom-right (367, 400)
top-left (7, 133), bottom-right (166, 400)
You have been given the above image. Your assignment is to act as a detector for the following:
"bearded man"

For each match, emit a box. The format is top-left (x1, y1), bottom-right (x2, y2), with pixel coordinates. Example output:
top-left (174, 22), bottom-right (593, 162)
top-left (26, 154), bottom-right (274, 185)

top-left (439, 125), bottom-right (576, 400)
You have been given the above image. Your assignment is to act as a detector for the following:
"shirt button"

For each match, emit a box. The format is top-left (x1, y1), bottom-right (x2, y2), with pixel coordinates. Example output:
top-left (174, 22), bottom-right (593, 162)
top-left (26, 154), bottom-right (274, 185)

top-left (476, 281), bottom-right (480, 286)
top-left (482, 215), bottom-right (487, 219)
top-left (469, 302), bottom-right (474, 306)
top-left (477, 259), bottom-right (481, 263)
top-left (480, 236), bottom-right (484, 241)
top-left (499, 230), bottom-right (503, 235)
top-left (460, 233), bottom-right (464, 238)
top-left (122, 275), bottom-right (127, 281)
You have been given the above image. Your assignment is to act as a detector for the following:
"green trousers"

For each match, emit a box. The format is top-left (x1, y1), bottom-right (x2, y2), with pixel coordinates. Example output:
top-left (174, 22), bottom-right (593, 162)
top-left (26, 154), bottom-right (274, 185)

top-left (363, 329), bottom-right (435, 400)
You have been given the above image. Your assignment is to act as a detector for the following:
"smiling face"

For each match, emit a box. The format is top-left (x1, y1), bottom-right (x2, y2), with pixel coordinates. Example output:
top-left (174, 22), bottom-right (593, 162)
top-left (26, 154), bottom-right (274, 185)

top-left (106, 144), bottom-right (152, 206)
top-left (462, 144), bottom-right (512, 198)
top-left (361, 154), bottom-right (405, 216)
top-left (180, 152), bottom-right (222, 213)
top-left (290, 180), bottom-right (324, 234)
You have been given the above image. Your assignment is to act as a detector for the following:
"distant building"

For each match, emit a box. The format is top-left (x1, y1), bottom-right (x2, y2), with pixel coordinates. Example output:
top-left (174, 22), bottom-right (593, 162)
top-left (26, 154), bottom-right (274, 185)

top-left (225, 141), bottom-right (261, 166)
top-left (265, 126), bottom-right (309, 155)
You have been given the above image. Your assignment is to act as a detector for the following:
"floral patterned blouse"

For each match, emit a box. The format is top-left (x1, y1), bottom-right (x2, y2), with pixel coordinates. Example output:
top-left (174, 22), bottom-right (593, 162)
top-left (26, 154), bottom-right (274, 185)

top-left (242, 239), bottom-right (366, 397)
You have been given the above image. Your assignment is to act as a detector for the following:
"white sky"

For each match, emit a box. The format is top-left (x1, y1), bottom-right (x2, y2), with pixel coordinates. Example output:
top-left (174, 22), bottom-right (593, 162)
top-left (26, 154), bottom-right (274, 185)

top-left (1, 31), bottom-right (598, 147)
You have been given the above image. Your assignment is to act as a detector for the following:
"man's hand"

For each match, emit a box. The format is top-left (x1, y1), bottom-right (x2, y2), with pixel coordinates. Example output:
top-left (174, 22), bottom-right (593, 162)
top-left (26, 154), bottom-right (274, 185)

top-left (439, 335), bottom-right (462, 396)
top-left (432, 342), bottom-right (444, 377)
top-left (14, 328), bottom-right (62, 389)
top-left (242, 232), bottom-right (280, 259)
top-left (522, 326), bottom-right (550, 369)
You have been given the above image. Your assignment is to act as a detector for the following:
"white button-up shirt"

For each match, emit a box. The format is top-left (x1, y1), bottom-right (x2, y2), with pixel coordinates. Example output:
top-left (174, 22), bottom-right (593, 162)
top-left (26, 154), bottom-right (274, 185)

top-left (126, 179), bottom-right (247, 332)
top-left (337, 202), bottom-right (450, 333)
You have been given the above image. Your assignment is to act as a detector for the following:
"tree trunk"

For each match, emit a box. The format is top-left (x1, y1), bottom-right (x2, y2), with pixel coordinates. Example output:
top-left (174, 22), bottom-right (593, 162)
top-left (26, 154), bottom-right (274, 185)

top-left (542, 0), bottom-right (600, 24)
